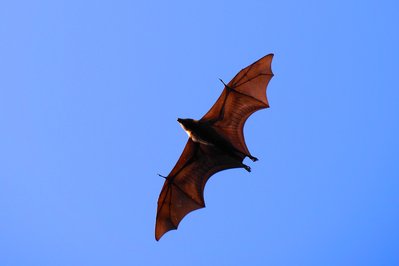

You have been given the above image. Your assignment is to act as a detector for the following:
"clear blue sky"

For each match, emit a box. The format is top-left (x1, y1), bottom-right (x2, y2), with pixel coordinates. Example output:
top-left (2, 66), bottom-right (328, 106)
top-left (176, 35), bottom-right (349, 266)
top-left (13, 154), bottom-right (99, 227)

top-left (1, 1), bottom-right (398, 265)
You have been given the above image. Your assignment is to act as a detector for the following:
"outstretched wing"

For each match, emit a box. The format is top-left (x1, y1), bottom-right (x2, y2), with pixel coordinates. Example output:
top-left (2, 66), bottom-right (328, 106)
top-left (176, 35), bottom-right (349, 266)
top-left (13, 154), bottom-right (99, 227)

top-left (155, 139), bottom-right (243, 241)
top-left (201, 54), bottom-right (274, 158)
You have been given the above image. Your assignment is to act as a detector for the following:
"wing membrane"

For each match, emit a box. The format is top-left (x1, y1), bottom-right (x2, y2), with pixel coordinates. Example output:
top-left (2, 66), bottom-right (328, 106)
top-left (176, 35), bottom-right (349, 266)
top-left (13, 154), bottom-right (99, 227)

top-left (155, 140), bottom-right (243, 240)
top-left (201, 54), bottom-right (274, 157)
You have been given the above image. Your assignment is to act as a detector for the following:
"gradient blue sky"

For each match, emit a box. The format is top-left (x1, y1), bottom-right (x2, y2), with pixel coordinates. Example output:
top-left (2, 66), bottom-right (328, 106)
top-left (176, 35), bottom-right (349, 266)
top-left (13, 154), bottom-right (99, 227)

top-left (1, 1), bottom-right (398, 265)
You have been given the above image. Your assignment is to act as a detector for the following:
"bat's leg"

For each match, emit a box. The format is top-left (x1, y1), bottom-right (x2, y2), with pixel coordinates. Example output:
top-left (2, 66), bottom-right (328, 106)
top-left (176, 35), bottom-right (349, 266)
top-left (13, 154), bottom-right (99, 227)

top-left (232, 147), bottom-right (258, 162)
top-left (242, 163), bottom-right (251, 172)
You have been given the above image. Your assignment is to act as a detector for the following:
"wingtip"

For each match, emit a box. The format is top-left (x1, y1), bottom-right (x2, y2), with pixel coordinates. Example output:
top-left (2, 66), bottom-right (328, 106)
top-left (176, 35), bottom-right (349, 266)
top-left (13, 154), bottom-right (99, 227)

top-left (155, 226), bottom-right (176, 241)
top-left (267, 53), bottom-right (275, 76)
top-left (155, 232), bottom-right (163, 241)
top-left (155, 228), bottom-right (165, 241)
top-left (259, 53), bottom-right (274, 62)
top-left (155, 218), bottom-right (178, 241)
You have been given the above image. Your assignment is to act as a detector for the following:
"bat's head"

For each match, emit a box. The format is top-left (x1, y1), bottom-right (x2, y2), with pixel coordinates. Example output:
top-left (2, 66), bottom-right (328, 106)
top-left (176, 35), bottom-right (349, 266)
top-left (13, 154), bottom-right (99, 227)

top-left (177, 118), bottom-right (197, 138)
top-left (177, 118), bottom-right (194, 130)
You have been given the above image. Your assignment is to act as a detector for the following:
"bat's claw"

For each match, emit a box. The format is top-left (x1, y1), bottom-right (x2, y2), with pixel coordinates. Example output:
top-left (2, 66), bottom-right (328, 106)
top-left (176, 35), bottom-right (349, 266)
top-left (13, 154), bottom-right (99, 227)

top-left (158, 174), bottom-right (167, 179)
top-left (219, 78), bottom-right (228, 87)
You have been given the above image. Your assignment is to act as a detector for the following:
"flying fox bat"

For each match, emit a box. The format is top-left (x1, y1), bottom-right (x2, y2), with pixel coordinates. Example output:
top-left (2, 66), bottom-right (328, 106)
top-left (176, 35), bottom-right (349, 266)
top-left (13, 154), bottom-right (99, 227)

top-left (155, 54), bottom-right (274, 241)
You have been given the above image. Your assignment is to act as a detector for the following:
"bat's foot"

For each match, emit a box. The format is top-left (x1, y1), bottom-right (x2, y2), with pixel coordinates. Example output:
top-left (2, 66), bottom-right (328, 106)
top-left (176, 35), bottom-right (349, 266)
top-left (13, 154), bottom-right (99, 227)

top-left (249, 155), bottom-right (258, 162)
top-left (243, 164), bottom-right (251, 172)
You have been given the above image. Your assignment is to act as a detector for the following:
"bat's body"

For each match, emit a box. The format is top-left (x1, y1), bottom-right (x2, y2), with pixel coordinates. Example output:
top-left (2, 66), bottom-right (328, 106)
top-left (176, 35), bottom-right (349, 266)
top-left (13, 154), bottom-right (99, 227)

top-left (156, 54), bottom-right (274, 240)
top-left (178, 117), bottom-right (256, 171)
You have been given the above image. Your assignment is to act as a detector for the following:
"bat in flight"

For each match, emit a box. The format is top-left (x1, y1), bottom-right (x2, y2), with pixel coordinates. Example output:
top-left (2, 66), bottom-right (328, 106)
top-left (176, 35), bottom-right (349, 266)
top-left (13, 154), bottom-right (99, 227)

top-left (155, 54), bottom-right (274, 241)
